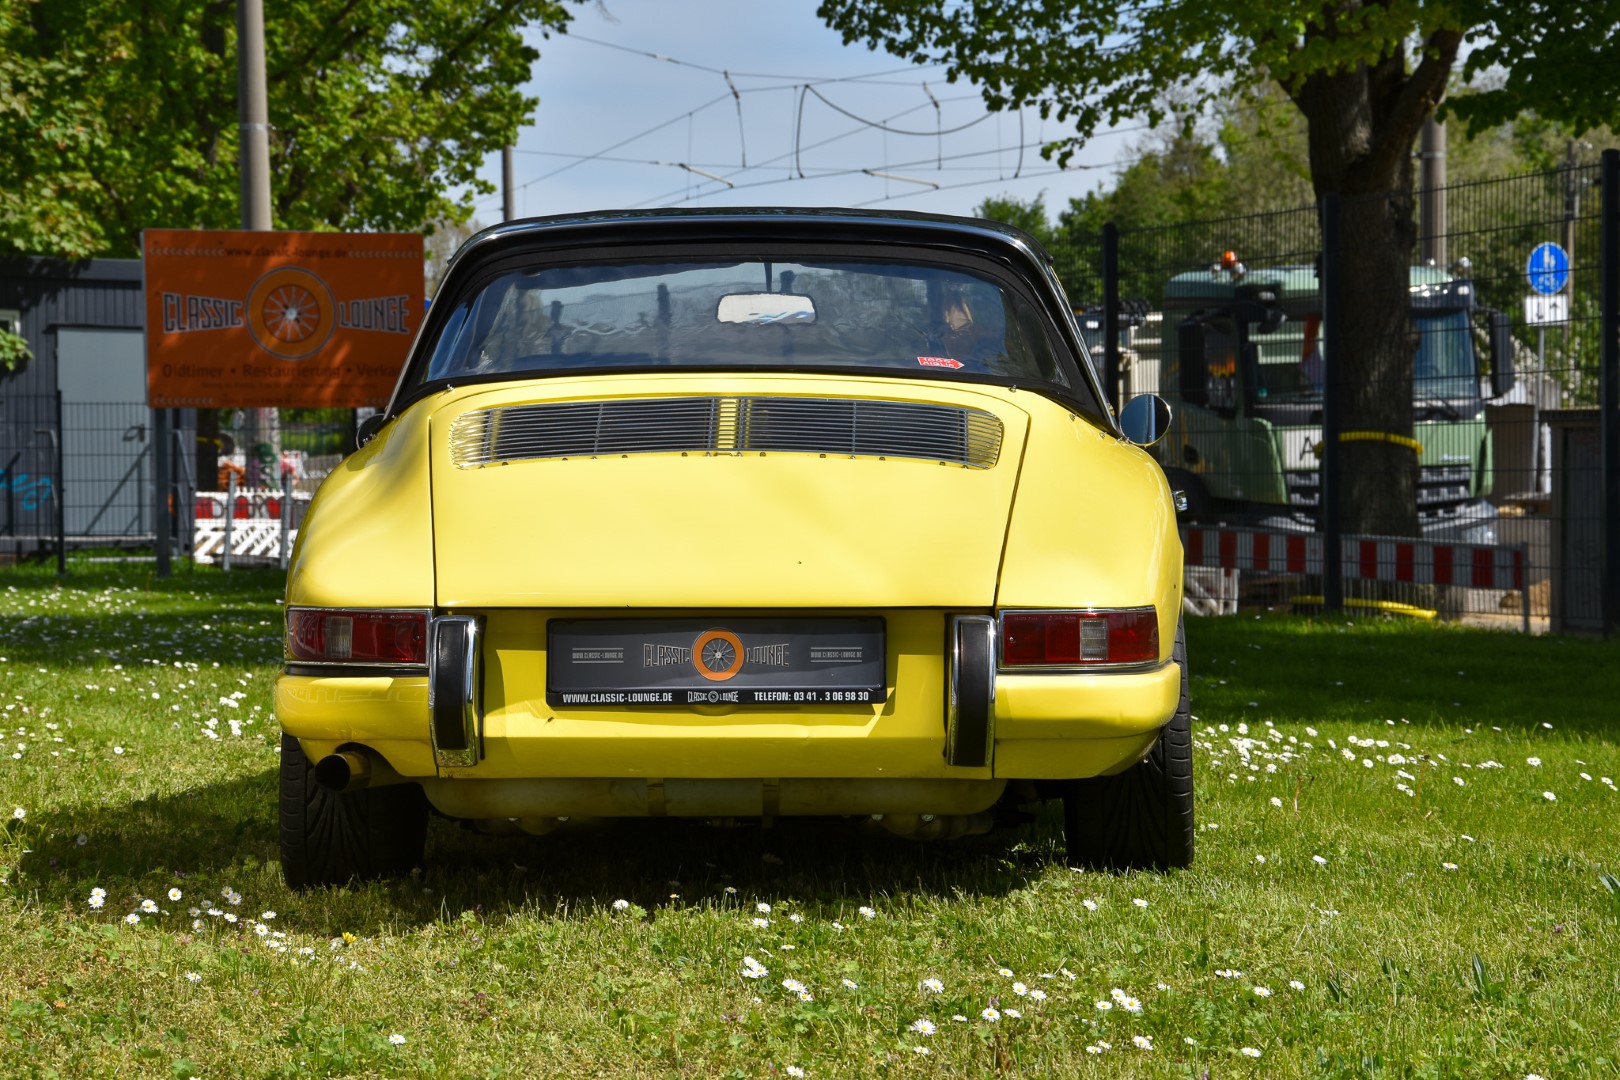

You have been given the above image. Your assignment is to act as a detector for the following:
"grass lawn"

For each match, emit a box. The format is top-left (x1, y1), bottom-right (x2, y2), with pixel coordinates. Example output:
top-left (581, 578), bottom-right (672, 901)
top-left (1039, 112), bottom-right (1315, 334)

top-left (1, 560), bottom-right (1617, 1078)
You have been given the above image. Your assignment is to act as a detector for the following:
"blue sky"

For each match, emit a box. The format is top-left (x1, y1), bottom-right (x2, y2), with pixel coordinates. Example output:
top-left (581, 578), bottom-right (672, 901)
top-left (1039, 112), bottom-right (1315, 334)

top-left (470, 0), bottom-right (1142, 225)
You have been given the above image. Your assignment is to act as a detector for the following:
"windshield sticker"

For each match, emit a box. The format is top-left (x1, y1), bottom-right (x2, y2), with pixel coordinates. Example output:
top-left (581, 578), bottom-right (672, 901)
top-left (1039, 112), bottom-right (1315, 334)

top-left (917, 356), bottom-right (964, 369)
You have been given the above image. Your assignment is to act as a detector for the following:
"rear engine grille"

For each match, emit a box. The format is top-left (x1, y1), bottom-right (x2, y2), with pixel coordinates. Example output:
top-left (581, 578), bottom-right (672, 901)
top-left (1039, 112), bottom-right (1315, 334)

top-left (448, 396), bottom-right (1004, 469)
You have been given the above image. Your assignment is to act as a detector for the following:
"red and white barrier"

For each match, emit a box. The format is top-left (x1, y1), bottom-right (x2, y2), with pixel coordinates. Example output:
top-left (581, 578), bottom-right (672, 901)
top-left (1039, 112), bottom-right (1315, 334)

top-left (195, 489), bottom-right (309, 522)
top-left (1182, 525), bottom-right (1525, 592)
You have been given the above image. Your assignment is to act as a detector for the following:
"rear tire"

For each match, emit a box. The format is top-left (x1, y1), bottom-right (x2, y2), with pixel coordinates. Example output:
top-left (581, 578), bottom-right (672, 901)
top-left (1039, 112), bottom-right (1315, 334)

top-left (1061, 620), bottom-right (1194, 870)
top-left (279, 734), bottom-right (429, 889)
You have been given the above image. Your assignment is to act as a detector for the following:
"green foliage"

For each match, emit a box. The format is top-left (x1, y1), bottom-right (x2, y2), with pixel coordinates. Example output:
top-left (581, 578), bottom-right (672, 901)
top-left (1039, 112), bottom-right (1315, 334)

top-left (973, 192), bottom-right (1057, 249)
top-left (0, 326), bottom-right (30, 370)
top-left (0, 0), bottom-right (582, 259)
top-left (817, 0), bottom-right (1617, 185)
top-left (2, 566), bottom-right (1620, 1075)
top-left (818, 0), bottom-right (1620, 536)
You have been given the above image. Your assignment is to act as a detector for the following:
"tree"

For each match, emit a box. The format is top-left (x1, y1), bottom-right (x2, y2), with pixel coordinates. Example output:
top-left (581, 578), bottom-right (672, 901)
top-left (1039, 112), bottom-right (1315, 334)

top-left (425, 214), bottom-right (488, 296)
top-left (974, 192), bottom-right (1058, 247)
top-left (819, 0), bottom-right (1620, 536)
top-left (0, 0), bottom-right (580, 261)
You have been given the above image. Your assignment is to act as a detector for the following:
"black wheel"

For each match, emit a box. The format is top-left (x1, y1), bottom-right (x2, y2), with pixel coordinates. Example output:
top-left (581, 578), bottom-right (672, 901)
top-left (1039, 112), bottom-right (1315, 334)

top-left (279, 734), bottom-right (429, 888)
top-left (1061, 619), bottom-right (1193, 870)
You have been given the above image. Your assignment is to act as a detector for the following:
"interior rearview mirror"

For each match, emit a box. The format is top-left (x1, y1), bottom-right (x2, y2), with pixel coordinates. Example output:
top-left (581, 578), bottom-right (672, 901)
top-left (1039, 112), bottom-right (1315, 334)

top-left (716, 293), bottom-right (816, 325)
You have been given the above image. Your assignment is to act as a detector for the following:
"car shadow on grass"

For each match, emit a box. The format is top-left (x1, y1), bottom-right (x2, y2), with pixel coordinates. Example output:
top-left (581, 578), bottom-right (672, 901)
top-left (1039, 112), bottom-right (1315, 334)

top-left (17, 767), bottom-right (1066, 930)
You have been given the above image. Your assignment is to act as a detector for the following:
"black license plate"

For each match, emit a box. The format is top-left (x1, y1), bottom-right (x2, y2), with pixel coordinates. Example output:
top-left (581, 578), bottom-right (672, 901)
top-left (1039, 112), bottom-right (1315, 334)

top-left (547, 618), bottom-right (885, 707)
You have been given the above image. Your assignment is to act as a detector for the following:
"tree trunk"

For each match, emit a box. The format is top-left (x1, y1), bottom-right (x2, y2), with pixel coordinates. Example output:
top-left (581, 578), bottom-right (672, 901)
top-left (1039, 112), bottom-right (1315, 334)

top-left (1290, 25), bottom-right (1456, 539)
top-left (1334, 188), bottom-right (1421, 536)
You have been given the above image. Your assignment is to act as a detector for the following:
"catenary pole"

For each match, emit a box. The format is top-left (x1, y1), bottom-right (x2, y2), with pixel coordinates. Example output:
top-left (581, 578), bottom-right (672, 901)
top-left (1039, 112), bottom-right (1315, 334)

top-left (237, 0), bottom-right (275, 534)
top-left (504, 146), bottom-right (517, 221)
top-left (1419, 116), bottom-right (1446, 266)
top-left (1601, 149), bottom-right (1619, 637)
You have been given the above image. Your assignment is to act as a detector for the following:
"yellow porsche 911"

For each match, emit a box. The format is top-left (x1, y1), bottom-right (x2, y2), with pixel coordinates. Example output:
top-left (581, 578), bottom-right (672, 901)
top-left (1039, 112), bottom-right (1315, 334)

top-left (275, 208), bottom-right (1188, 887)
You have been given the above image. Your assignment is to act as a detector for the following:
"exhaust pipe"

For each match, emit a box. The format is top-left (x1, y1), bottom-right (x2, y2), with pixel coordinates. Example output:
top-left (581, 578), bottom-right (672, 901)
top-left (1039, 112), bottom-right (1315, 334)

top-left (312, 749), bottom-right (405, 794)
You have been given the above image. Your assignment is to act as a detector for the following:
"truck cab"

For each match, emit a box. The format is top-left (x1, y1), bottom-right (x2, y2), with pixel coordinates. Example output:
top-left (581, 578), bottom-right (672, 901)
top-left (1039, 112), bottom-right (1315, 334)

top-left (1155, 254), bottom-right (1514, 541)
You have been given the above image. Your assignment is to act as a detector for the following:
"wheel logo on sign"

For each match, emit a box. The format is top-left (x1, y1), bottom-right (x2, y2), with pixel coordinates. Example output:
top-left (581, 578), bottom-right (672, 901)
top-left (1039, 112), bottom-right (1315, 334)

top-left (247, 266), bottom-right (337, 359)
top-left (692, 628), bottom-right (745, 681)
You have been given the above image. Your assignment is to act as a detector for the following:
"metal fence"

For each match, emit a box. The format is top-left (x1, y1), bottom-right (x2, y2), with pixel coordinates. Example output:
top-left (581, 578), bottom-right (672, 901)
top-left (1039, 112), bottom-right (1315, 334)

top-left (4, 156), bottom-right (1616, 635)
top-left (1051, 151), bottom-right (1619, 634)
top-left (0, 398), bottom-right (340, 566)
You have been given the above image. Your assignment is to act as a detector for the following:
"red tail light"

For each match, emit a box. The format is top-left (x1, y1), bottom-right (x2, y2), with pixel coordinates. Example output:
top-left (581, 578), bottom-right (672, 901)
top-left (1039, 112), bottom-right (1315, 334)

top-left (1000, 609), bottom-right (1158, 667)
top-left (286, 608), bottom-right (428, 664)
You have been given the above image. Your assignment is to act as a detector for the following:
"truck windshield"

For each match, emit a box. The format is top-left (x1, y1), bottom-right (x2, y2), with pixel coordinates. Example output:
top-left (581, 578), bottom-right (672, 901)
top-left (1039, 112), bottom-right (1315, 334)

top-left (1412, 309), bottom-right (1479, 401)
top-left (1240, 308), bottom-right (1478, 406)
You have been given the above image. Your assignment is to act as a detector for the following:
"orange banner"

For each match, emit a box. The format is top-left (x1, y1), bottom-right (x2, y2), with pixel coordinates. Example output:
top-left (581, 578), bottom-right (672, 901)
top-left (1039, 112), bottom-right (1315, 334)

top-left (142, 229), bottom-right (424, 408)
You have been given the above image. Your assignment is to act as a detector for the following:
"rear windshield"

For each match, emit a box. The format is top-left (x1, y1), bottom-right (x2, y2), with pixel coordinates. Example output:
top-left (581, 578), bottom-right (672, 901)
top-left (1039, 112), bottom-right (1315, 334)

top-left (415, 258), bottom-right (1074, 391)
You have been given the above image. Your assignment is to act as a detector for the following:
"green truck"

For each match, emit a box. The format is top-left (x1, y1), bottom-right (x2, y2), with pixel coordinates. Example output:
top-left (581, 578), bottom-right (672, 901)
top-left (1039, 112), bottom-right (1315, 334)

top-left (1145, 255), bottom-right (1514, 541)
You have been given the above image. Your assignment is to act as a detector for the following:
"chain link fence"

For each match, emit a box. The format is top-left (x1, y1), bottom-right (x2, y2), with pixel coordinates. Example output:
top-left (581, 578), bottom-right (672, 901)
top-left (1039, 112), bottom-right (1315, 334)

top-left (4, 155), bottom-right (1617, 634)
top-left (1048, 153), bottom-right (1619, 632)
top-left (1, 399), bottom-right (343, 566)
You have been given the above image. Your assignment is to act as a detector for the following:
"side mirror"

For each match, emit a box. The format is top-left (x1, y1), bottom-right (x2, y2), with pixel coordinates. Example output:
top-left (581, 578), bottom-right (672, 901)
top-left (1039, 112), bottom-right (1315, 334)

top-left (1485, 308), bottom-right (1515, 398)
top-left (1176, 319), bottom-right (1208, 407)
top-left (1119, 394), bottom-right (1172, 447)
top-left (1239, 341), bottom-right (1261, 413)
top-left (355, 412), bottom-right (386, 451)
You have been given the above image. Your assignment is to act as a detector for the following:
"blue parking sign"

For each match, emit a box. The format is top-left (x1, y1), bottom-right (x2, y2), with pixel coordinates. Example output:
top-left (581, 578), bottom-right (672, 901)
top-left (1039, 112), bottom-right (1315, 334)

top-left (1526, 242), bottom-right (1570, 295)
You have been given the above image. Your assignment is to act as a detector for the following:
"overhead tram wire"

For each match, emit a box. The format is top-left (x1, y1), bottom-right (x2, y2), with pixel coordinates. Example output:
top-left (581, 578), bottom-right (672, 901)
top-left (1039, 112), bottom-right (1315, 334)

top-left (799, 84), bottom-right (995, 137)
top-left (634, 101), bottom-right (1161, 210)
top-left (639, 136), bottom-right (1116, 209)
top-left (559, 30), bottom-right (945, 84)
top-left (486, 49), bottom-right (957, 206)
top-left (490, 14), bottom-right (1237, 213)
top-left (631, 91), bottom-right (993, 209)
top-left (847, 166), bottom-right (1101, 209)
top-left (525, 88), bottom-right (1162, 213)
